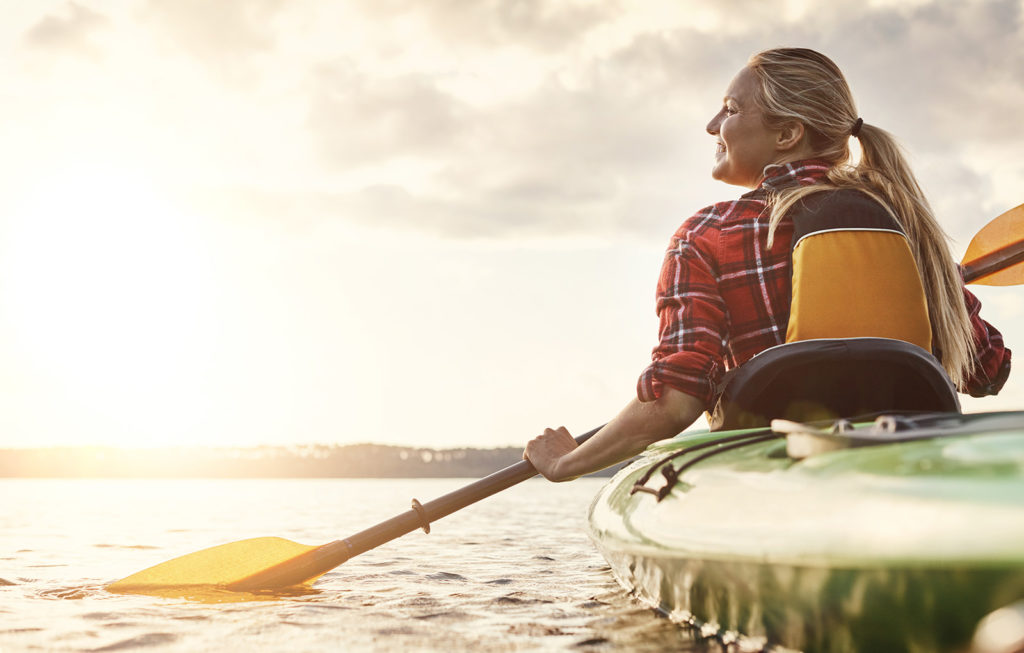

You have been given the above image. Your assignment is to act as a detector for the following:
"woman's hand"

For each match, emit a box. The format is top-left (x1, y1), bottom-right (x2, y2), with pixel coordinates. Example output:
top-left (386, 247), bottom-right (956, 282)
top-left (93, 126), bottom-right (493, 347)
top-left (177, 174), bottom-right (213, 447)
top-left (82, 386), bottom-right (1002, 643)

top-left (524, 426), bottom-right (580, 482)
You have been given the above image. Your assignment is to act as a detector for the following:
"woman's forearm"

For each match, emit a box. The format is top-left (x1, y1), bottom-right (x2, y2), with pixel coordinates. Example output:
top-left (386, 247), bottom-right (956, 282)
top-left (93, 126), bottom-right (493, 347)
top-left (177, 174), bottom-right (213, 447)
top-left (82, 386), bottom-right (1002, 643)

top-left (526, 387), bottom-right (705, 481)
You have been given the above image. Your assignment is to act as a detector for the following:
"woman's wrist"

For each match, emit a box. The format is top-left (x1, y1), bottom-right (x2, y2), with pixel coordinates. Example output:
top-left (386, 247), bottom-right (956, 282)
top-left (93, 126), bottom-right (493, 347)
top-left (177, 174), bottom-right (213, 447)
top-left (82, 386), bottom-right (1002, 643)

top-left (550, 454), bottom-right (581, 482)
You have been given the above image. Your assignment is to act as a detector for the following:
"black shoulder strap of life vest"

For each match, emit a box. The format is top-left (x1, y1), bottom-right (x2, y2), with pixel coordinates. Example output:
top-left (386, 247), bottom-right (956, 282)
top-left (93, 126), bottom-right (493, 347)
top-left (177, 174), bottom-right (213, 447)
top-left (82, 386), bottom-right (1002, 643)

top-left (789, 188), bottom-right (903, 244)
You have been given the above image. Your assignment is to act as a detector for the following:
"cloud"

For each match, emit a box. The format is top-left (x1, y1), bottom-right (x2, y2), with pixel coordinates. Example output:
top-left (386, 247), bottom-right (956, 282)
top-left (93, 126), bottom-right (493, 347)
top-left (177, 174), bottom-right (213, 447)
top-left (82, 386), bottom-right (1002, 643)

top-left (306, 61), bottom-right (476, 167)
top-left (824, 0), bottom-right (1024, 151)
top-left (914, 158), bottom-right (997, 249)
top-left (22, 2), bottom-right (108, 57)
top-left (355, 0), bottom-right (613, 51)
top-left (141, 0), bottom-right (283, 62)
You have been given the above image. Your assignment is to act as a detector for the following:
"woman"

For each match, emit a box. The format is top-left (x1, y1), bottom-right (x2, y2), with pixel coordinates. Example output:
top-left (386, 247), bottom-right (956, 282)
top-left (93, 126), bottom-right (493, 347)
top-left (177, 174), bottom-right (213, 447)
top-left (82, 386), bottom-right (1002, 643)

top-left (524, 48), bottom-right (1011, 481)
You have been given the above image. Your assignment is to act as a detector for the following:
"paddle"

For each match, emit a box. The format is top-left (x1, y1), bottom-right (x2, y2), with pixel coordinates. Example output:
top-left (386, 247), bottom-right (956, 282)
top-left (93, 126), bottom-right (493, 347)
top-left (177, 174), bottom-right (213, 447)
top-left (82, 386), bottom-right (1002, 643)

top-left (107, 426), bottom-right (603, 596)
top-left (961, 202), bottom-right (1024, 285)
top-left (107, 203), bottom-right (1023, 599)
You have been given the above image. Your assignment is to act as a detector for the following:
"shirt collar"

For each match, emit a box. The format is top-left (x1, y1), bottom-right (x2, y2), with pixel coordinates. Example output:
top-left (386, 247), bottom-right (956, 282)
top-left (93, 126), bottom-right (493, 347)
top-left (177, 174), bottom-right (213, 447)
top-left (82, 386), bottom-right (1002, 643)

top-left (757, 159), bottom-right (832, 193)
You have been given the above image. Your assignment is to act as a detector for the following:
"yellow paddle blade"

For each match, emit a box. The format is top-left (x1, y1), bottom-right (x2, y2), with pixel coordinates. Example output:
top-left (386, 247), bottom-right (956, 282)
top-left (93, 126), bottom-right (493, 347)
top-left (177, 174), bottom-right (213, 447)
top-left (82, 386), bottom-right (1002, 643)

top-left (962, 203), bottom-right (1024, 286)
top-left (106, 537), bottom-right (318, 597)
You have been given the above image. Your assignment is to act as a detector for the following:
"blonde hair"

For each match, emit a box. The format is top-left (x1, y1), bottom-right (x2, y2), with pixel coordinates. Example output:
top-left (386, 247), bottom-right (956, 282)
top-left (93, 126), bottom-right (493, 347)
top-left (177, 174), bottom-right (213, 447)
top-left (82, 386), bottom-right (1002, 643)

top-left (748, 47), bottom-right (975, 389)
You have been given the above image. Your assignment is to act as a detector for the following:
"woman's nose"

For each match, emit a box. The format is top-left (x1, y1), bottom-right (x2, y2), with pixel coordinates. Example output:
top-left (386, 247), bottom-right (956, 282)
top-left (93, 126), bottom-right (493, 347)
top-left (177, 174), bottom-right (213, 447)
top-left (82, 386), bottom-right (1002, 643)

top-left (706, 113), bottom-right (720, 135)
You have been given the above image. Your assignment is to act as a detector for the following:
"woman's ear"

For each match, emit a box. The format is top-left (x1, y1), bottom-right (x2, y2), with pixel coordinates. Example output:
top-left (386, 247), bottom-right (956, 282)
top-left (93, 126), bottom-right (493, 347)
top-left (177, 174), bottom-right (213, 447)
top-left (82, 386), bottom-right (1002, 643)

top-left (775, 121), bottom-right (806, 152)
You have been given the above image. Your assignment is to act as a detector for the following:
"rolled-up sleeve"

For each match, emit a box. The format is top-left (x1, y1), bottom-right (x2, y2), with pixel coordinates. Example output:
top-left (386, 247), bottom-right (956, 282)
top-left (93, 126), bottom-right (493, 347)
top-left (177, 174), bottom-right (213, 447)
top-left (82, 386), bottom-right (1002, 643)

top-left (961, 286), bottom-right (1012, 397)
top-left (637, 209), bottom-right (727, 409)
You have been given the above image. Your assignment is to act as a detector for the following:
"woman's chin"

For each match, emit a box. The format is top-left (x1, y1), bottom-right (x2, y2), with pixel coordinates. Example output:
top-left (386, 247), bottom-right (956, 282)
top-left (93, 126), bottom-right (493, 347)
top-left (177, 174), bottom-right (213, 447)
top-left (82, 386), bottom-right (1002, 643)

top-left (710, 161), bottom-right (733, 184)
top-left (710, 161), bottom-right (726, 181)
top-left (711, 162), bottom-right (759, 188)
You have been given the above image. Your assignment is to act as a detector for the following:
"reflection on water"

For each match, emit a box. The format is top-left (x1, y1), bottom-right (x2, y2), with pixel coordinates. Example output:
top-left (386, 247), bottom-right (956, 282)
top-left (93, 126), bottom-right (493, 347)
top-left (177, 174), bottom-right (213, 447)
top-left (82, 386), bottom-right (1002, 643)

top-left (0, 478), bottom-right (705, 652)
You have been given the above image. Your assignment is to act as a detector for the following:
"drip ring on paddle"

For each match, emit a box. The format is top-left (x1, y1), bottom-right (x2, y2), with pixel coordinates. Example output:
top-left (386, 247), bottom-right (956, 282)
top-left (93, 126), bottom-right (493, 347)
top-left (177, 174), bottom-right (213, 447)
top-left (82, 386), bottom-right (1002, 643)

top-left (411, 498), bottom-right (431, 534)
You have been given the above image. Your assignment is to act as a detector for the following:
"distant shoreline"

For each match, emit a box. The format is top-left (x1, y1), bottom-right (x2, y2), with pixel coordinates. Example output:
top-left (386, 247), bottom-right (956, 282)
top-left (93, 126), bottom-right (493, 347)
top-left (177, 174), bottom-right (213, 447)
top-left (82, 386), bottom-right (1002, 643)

top-left (0, 444), bottom-right (622, 479)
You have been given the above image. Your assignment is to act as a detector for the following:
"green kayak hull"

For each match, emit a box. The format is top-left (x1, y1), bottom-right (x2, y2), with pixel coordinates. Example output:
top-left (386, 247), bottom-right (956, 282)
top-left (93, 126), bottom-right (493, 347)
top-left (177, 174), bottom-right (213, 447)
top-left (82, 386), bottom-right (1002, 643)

top-left (587, 411), bottom-right (1024, 652)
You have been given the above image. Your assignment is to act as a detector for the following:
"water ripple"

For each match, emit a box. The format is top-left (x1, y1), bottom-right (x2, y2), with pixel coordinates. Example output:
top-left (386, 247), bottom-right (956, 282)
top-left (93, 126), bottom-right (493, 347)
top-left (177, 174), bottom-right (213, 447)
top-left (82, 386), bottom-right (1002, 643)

top-left (91, 633), bottom-right (179, 651)
top-left (425, 571), bottom-right (466, 581)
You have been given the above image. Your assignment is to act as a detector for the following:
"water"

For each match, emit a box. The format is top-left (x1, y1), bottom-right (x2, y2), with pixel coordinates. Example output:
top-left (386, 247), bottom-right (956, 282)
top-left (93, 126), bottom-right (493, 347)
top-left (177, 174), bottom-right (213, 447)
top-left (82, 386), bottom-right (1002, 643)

top-left (0, 478), bottom-right (706, 652)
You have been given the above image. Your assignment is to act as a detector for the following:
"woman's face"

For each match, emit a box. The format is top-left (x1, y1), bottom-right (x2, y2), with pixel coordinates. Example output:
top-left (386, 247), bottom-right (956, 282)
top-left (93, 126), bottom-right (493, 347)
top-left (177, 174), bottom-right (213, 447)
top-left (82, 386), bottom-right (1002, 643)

top-left (706, 66), bottom-right (783, 188)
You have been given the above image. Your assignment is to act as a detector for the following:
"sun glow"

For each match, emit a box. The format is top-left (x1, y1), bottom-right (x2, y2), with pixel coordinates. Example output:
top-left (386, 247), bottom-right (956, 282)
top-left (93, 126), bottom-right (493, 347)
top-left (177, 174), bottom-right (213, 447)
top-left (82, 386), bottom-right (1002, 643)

top-left (1, 162), bottom-right (217, 445)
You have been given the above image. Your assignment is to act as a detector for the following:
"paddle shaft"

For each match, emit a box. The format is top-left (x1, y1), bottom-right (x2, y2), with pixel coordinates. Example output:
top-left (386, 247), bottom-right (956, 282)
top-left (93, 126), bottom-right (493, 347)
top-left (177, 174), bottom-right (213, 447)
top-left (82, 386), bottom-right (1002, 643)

top-left (229, 425), bottom-right (603, 590)
top-left (962, 239), bottom-right (1024, 284)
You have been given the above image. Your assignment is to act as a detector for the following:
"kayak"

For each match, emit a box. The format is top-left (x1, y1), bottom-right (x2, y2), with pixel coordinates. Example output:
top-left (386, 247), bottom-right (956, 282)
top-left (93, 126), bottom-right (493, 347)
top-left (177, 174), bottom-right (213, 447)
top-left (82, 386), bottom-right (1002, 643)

top-left (587, 410), bottom-right (1024, 652)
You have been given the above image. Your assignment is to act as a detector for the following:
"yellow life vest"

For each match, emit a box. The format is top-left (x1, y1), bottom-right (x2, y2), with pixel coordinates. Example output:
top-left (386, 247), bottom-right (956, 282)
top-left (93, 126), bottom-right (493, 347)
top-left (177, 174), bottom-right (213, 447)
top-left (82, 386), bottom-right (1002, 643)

top-left (785, 189), bottom-right (932, 350)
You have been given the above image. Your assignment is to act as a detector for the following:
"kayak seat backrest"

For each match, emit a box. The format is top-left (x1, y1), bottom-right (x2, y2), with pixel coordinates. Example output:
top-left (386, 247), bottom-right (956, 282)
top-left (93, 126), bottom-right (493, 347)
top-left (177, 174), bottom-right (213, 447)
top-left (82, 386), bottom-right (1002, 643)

top-left (785, 189), bottom-right (933, 351)
top-left (709, 190), bottom-right (959, 431)
top-left (708, 338), bottom-right (961, 431)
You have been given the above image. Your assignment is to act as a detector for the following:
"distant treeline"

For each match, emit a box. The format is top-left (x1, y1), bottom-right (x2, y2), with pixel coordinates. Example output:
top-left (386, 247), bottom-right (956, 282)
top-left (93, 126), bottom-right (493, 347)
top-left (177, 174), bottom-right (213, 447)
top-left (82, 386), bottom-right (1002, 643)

top-left (0, 444), bottom-right (621, 478)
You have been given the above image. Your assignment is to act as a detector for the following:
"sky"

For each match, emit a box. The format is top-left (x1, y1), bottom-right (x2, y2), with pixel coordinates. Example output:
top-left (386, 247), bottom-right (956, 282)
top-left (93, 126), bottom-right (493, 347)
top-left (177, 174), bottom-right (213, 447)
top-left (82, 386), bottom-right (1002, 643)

top-left (0, 0), bottom-right (1020, 449)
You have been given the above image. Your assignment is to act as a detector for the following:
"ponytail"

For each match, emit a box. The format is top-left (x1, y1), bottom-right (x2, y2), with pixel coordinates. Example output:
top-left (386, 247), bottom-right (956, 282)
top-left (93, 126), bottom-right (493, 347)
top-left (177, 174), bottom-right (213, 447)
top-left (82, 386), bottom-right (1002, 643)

top-left (749, 48), bottom-right (976, 389)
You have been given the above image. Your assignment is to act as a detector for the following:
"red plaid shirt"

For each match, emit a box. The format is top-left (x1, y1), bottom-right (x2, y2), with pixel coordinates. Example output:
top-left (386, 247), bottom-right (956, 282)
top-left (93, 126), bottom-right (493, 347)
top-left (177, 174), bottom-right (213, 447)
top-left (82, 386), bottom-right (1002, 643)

top-left (637, 159), bottom-right (1011, 408)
